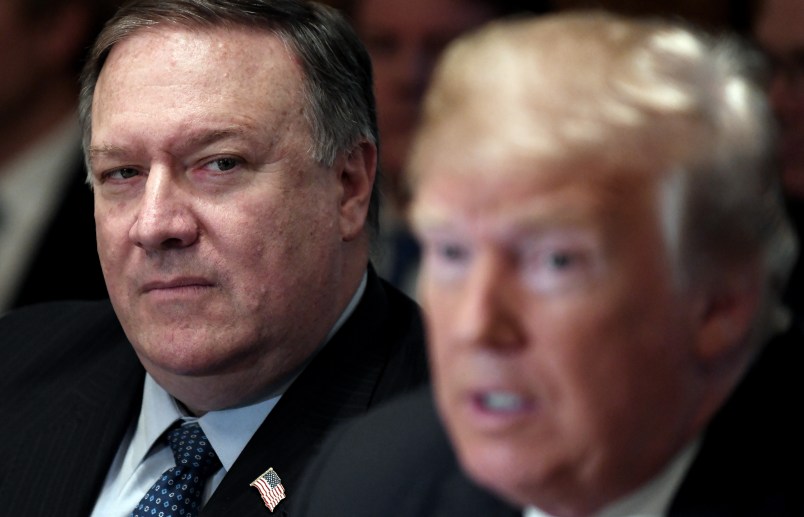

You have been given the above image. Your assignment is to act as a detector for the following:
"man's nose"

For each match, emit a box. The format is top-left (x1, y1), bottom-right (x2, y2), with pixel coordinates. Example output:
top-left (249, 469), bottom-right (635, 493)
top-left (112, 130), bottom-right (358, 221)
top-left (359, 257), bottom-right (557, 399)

top-left (452, 253), bottom-right (526, 352)
top-left (129, 167), bottom-right (199, 252)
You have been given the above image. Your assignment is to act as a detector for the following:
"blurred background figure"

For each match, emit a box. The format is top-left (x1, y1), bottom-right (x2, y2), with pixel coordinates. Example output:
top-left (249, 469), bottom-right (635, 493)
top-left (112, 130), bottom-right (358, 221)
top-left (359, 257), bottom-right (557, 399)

top-left (752, 0), bottom-right (804, 326)
top-left (753, 0), bottom-right (804, 199)
top-left (325, 0), bottom-right (554, 297)
top-left (0, 0), bottom-right (118, 314)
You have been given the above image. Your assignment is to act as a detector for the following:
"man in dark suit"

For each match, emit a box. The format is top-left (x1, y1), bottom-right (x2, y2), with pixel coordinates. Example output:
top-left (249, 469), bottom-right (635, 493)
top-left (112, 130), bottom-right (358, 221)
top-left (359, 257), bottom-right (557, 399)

top-left (294, 11), bottom-right (803, 517)
top-left (0, 1), bottom-right (427, 515)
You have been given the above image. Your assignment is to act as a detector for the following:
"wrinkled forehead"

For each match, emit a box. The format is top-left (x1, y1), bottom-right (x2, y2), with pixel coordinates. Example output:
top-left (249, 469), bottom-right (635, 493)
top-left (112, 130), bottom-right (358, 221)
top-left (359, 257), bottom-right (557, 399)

top-left (92, 24), bottom-right (307, 132)
top-left (97, 23), bottom-right (300, 88)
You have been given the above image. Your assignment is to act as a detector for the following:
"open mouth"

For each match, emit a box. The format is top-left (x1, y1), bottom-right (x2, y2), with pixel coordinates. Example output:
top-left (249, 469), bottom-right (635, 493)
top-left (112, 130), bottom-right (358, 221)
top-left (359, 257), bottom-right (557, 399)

top-left (475, 391), bottom-right (531, 413)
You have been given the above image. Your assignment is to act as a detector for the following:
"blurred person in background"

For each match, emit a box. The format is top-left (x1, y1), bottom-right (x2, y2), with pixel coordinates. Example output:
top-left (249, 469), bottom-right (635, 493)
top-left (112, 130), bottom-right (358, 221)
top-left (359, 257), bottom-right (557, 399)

top-left (753, 0), bottom-right (804, 326)
top-left (753, 0), bottom-right (804, 199)
top-left (336, 0), bottom-right (553, 297)
top-left (0, 0), bottom-right (116, 313)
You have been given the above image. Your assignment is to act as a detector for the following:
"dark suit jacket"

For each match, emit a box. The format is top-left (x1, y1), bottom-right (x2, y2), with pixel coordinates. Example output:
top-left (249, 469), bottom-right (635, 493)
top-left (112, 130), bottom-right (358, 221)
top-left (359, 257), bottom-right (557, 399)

top-left (0, 268), bottom-right (428, 516)
top-left (294, 328), bottom-right (803, 517)
top-left (7, 157), bottom-right (108, 310)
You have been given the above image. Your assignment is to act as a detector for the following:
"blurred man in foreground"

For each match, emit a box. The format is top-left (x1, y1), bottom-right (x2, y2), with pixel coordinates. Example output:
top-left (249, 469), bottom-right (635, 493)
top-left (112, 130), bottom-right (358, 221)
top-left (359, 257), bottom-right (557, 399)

top-left (295, 10), bottom-right (803, 516)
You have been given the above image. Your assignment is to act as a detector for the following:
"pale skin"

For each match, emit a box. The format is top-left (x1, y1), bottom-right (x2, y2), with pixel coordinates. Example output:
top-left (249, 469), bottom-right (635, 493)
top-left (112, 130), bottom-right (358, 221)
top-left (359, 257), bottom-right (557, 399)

top-left (89, 25), bottom-right (376, 415)
top-left (409, 133), bottom-right (757, 516)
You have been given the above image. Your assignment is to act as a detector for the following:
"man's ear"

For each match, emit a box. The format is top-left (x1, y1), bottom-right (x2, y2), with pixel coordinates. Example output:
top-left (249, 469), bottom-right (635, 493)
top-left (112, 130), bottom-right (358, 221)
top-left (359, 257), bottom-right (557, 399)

top-left (693, 262), bottom-right (762, 367)
top-left (338, 141), bottom-right (377, 241)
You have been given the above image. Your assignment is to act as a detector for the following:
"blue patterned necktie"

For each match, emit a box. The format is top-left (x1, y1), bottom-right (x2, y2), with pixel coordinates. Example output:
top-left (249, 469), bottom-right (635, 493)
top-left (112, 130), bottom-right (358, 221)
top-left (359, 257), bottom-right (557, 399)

top-left (132, 422), bottom-right (221, 517)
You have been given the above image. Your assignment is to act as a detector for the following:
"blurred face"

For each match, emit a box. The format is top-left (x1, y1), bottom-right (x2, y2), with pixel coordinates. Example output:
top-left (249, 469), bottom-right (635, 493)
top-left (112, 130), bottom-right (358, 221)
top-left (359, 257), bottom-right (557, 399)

top-left (354, 0), bottom-right (496, 206)
top-left (411, 137), bottom-right (706, 511)
top-left (90, 26), bottom-right (356, 410)
top-left (754, 0), bottom-right (804, 199)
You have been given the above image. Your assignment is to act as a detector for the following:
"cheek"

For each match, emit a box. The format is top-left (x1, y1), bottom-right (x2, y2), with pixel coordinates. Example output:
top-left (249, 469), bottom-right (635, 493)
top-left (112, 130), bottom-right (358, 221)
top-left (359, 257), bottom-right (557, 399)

top-left (232, 191), bottom-right (338, 274)
top-left (421, 291), bottom-right (455, 365)
top-left (94, 204), bottom-right (131, 265)
top-left (541, 293), bottom-right (687, 431)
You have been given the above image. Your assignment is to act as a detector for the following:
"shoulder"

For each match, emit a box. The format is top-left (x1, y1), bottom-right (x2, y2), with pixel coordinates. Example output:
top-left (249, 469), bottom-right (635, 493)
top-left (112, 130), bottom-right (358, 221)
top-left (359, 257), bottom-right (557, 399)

top-left (339, 267), bottom-right (429, 400)
top-left (0, 299), bottom-right (118, 330)
top-left (327, 385), bottom-right (447, 453)
top-left (359, 265), bottom-right (425, 341)
top-left (0, 300), bottom-right (135, 395)
top-left (671, 325), bottom-right (804, 515)
top-left (293, 386), bottom-right (455, 516)
top-left (294, 386), bottom-right (519, 516)
top-left (0, 299), bottom-right (122, 353)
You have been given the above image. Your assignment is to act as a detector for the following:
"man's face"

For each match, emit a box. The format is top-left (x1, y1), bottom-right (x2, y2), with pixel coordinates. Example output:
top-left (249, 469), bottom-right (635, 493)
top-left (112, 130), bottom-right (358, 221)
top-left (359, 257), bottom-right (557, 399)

top-left (754, 0), bottom-right (804, 199)
top-left (411, 137), bottom-right (706, 510)
top-left (90, 26), bottom-right (354, 408)
top-left (354, 0), bottom-right (495, 205)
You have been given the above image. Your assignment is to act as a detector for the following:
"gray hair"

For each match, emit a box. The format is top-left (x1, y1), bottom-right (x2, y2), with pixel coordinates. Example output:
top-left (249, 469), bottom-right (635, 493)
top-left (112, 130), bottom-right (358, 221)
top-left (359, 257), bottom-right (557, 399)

top-left (412, 10), bottom-right (797, 344)
top-left (79, 0), bottom-right (380, 231)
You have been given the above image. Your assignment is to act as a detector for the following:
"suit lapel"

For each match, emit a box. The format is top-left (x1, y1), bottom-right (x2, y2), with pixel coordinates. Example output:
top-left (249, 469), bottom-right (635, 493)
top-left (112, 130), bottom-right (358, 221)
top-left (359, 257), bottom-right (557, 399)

top-left (203, 271), bottom-right (400, 516)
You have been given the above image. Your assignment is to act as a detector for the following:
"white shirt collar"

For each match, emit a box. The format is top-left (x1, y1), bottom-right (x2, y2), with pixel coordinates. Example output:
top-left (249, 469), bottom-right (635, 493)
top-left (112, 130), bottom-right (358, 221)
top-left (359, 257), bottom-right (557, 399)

top-left (134, 375), bottom-right (281, 471)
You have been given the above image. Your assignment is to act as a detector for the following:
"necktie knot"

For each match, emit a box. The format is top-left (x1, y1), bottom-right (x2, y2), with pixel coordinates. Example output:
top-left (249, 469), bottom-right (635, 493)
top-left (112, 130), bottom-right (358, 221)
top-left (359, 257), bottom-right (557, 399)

top-left (167, 422), bottom-right (220, 478)
top-left (132, 422), bottom-right (221, 517)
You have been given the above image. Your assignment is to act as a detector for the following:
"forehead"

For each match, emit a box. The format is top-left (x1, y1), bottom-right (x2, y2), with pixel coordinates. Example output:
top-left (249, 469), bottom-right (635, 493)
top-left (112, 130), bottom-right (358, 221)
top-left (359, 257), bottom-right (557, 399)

top-left (410, 139), bottom-right (661, 240)
top-left (93, 25), bottom-right (305, 131)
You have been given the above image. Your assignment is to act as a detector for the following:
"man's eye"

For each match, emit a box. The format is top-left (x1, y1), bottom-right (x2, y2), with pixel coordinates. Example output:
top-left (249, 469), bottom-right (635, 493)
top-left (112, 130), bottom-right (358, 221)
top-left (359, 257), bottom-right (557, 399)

top-left (438, 243), bottom-right (468, 262)
top-left (521, 245), bottom-right (600, 294)
top-left (106, 167), bottom-right (139, 180)
top-left (546, 252), bottom-right (574, 269)
top-left (205, 157), bottom-right (240, 172)
top-left (422, 239), bottom-right (473, 284)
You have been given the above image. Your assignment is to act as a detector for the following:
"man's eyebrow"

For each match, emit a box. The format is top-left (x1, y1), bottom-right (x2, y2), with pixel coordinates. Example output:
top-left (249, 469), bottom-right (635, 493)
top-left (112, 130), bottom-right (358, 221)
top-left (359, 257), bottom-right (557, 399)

top-left (88, 144), bottom-right (127, 160)
top-left (179, 127), bottom-right (251, 149)
top-left (88, 127), bottom-right (252, 160)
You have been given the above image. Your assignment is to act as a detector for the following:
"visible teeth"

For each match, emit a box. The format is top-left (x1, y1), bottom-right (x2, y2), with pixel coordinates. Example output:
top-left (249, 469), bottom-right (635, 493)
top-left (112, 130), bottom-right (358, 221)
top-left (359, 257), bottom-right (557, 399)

top-left (482, 392), bottom-right (525, 411)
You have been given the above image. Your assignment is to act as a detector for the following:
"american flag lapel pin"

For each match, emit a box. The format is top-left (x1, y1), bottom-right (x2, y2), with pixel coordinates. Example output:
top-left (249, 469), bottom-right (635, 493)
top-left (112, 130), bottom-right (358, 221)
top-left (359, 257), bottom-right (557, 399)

top-left (250, 467), bottom-right (287, 512)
